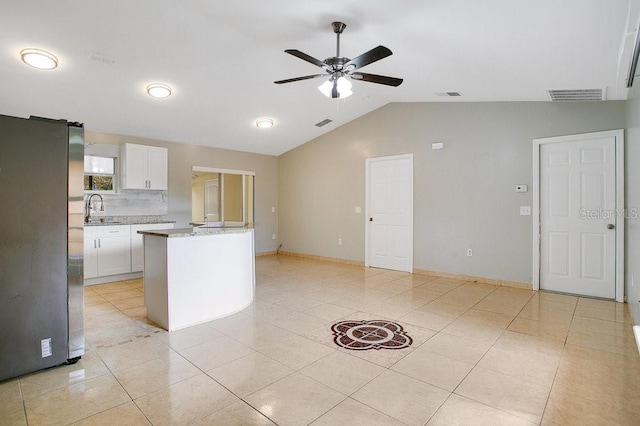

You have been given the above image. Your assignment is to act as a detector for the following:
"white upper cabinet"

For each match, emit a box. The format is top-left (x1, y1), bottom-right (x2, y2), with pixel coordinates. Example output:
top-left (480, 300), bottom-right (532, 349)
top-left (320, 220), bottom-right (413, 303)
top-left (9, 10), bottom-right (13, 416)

top-left (120, 143), bottom-right (168, 190)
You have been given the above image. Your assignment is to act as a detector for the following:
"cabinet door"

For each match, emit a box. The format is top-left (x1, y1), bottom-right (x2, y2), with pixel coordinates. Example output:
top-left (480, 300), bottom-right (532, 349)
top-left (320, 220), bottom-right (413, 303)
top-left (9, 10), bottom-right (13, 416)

top-left (97, 236), bottom-right (132, 276)
top-left (121, 144), bottom-right (148, 189)
top-left (146, 146), bottom-right (168, 190)
top-left (83, 237), bottom-right (98, 279)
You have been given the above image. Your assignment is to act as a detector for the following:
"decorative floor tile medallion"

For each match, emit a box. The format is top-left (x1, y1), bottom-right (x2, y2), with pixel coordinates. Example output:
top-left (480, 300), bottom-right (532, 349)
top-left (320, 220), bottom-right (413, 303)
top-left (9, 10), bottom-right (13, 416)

top-left (331, 320), bottom-right (413, 351)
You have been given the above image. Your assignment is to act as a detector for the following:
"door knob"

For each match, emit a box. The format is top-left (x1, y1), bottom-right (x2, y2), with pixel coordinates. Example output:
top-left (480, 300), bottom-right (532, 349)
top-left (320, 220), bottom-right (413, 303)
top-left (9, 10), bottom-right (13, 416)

top-left (369, 218), bottom-right (373, 222)
top-left (607, 224), bottom-right (615, 230)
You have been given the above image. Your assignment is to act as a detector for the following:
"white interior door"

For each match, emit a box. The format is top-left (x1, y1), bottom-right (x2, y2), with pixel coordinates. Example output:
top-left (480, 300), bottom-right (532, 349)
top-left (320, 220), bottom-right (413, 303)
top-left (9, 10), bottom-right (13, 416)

top-left (204, 179), bottom-right (220, 222)
top-left (538, 133), bottom-right (618, 299)
top-left (366, 154), bottom-right (413, 273)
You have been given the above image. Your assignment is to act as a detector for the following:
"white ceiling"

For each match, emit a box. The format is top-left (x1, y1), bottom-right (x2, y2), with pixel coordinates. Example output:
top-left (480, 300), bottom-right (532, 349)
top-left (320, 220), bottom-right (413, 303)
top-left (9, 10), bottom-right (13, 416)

top-left (0, 1), bottom-right (636, 156)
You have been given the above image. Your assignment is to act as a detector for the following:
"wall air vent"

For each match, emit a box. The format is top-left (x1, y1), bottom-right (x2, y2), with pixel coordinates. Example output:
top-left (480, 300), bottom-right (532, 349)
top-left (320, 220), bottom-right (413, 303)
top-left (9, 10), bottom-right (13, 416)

top-left (315, 118), bottom-right (332, 127)
top-left (547, 89), bottom-right (605, 102)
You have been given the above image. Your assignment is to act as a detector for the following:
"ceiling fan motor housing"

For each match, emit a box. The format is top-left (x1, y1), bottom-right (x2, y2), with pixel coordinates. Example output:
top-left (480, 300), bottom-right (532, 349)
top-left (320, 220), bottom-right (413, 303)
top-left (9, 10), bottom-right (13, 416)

top-left (323, 56), bottom-right (351, 73)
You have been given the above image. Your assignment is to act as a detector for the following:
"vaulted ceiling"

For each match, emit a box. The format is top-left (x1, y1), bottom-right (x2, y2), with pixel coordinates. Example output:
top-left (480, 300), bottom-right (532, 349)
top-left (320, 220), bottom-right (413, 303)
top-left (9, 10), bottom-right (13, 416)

top-left (0, 1), bottom-right (636, 155)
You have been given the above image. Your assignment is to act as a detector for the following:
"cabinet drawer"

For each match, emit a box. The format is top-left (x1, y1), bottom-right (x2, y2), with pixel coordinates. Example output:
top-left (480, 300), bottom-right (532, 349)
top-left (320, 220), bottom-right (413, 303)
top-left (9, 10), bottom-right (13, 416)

top-left (96, 225), bottom-right (131, 238)
top-left (84, 226), bottom-right (99, 238)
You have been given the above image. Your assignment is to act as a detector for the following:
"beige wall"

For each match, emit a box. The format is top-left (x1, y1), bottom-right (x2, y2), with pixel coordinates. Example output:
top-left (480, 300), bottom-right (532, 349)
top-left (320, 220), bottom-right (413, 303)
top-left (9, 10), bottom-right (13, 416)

top-left (278, 101), bottom-right (626, 284)
top-left (85, 130), bottom-right (279, 254)
top-left (223, 173), bottom-right (243, 222)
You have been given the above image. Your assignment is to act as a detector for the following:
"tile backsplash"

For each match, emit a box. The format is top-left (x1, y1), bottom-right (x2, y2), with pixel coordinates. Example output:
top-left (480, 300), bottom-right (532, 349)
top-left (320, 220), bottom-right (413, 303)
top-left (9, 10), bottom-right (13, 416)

top-left (85, 189), bottom-right (168, 217)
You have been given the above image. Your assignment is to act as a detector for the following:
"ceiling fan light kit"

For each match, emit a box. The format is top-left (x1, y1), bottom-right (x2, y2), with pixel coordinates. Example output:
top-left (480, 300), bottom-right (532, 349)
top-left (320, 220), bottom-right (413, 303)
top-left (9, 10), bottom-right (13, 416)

top-left (275, 21), bottom-right (403, 99)
top-left (318, 75), bottom-right (352, 99)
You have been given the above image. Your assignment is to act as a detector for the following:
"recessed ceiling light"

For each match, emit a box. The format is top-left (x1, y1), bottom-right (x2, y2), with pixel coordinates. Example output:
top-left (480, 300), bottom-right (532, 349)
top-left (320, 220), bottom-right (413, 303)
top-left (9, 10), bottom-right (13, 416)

top-left (146, 83), bottom-right (172, 98)
top-left (256, 118), bottom-right (274, 129)
top-left (20, 48), bottom-right (58, 70)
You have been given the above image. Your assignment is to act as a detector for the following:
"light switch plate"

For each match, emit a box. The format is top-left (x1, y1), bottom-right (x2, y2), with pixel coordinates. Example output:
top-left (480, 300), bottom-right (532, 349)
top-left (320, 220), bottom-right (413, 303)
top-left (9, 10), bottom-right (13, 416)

top-left (516, 185), bottom-right (528, 193)
top-left (355, 206), bottom-right (361, 214)
top-left (520, 206), bottom-right (531, 215)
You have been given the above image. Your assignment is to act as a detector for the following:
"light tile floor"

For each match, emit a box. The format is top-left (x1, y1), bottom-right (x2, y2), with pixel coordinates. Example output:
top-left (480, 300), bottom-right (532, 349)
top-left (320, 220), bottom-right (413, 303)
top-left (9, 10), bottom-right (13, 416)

top-left (2, 255), bottom-right (640, 425)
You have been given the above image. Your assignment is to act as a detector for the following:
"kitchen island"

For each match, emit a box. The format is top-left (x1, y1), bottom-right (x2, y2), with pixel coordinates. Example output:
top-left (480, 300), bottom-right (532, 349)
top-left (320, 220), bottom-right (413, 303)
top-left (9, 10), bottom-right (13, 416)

top-left (139, 227), bottom-right (255, 331)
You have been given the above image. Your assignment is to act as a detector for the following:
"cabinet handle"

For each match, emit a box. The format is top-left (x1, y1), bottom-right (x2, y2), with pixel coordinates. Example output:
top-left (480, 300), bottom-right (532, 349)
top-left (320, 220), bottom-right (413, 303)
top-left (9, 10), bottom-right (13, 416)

top-left (98, 239), bottom-right (101, 249)
top-left (94, 239), bottom-right (97, 249)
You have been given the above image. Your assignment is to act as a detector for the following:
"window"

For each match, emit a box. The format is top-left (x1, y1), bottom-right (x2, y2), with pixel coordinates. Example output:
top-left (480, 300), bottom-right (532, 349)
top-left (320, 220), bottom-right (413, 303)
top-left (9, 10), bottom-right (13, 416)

top-left (84, 155), bottom-right (115, 192)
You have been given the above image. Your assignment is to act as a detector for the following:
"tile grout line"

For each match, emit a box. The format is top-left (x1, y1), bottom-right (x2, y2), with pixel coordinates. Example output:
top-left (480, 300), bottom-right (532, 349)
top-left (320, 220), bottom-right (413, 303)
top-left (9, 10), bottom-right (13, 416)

top-left (538, 296), bottom-right (580, 424)
top-left (442, 287), bottom-right (542, 424)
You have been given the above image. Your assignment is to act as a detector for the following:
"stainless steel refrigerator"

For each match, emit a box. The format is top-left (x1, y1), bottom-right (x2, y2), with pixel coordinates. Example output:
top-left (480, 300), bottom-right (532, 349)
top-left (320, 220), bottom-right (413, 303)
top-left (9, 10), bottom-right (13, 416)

top-left (0, 114), bottom-right (84, 381)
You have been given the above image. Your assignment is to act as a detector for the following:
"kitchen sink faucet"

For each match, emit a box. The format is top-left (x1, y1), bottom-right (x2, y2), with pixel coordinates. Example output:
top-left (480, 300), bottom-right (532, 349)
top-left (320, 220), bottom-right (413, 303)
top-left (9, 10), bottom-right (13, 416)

top-left (85, 193), bottom-right (104, 223)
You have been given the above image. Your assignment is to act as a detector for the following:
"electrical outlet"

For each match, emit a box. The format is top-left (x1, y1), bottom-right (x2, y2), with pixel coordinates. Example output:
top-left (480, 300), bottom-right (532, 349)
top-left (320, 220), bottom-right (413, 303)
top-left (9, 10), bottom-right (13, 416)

top-left (338, 238), bottom-right (343, 245)
top-left (272, 234), bottom-right (276, 240)
top-left (520, 206), bottom-right (531, 215)
top-left (467, 249), bottom-right (473, 256)
top-left (355, 206), bottom-right (361, 214)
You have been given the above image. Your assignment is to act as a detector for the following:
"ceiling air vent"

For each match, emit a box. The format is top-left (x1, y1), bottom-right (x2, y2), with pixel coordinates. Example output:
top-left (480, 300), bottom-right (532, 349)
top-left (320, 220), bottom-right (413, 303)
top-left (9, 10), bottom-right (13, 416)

top-left (547, 89), bottom-right (605, 102)
top-left (315, 118), bottom-right (332, 127)
top-left (436, 92), bottom-right (462, 97)
top-left (89, 52), bottom-right (116, 65)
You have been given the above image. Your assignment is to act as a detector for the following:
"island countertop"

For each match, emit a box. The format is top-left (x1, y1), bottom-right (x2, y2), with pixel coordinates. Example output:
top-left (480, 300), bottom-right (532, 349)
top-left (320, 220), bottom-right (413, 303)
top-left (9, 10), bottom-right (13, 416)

top-left (138, 227), bottom-right (252, 238)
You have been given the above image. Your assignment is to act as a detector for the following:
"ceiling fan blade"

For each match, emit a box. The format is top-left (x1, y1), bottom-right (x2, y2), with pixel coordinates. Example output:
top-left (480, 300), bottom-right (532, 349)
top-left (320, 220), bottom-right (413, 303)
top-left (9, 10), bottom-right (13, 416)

top-left (344, 45), bottom-right (392, 70)
top-left (274, 74), bottom-right (326, 84)
top-left (285, 49), bottom-right (326, 68)
top-left (350, 72), bottom-right (403, 87)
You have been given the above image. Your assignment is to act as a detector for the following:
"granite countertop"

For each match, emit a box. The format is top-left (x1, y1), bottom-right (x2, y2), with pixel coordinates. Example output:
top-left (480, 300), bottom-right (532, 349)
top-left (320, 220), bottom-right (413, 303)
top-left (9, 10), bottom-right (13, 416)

top-left (85, 215), bottom-right (176, 226)
top-left (138, 227), bottom-right (252, 238)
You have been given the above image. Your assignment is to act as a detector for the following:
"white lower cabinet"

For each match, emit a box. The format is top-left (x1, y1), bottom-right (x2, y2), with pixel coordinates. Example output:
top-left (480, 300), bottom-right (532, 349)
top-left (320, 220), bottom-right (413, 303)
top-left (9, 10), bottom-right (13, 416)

top-left (131, 223), bottom-right (175, 272)
top-left (84, 225), bottom-right (131, 279)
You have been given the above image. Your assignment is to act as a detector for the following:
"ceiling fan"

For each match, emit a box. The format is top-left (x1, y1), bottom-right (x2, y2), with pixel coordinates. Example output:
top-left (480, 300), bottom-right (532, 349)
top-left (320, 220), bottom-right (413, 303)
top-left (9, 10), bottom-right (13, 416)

top-left (274, 22), bottom-right (403, 99)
